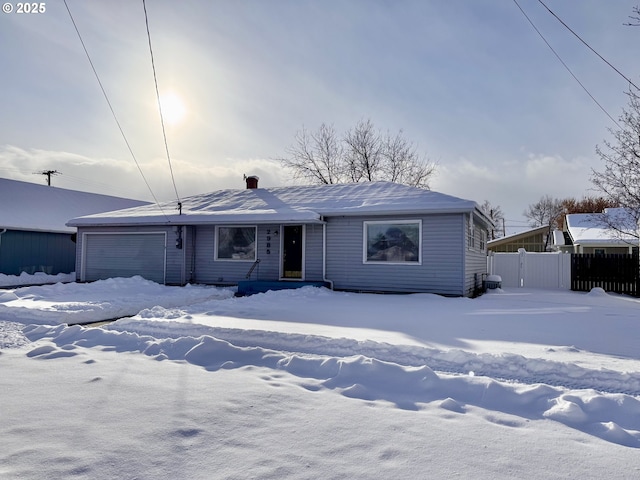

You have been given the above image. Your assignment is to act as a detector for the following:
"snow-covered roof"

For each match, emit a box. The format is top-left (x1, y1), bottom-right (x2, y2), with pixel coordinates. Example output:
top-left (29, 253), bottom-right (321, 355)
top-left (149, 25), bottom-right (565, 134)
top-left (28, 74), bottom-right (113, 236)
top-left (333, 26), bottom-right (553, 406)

top-left (487, 225), bottom-right (548, 247)
top-left (565, 209), bottom-right (638, 246)
top-left (68, 181), bottom-right (482, 227)
top-left (552, 230), bottom-right (565, 246)
top-left (0, 178), bottom-right (149, 233)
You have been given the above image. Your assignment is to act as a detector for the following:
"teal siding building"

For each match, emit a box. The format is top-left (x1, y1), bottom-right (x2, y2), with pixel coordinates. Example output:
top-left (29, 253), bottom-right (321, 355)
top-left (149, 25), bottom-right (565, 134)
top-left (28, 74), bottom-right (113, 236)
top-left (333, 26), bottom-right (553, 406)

top-left (0, 178), bottom-right (148, 278)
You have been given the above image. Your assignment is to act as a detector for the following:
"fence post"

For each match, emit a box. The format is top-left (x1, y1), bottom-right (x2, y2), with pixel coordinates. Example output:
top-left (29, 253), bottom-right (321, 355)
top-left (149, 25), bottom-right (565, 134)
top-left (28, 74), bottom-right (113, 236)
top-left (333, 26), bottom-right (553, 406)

top-left (487, 251), bottom-right (495, 275)
top-left (518, 248), bottom-right (526, 287)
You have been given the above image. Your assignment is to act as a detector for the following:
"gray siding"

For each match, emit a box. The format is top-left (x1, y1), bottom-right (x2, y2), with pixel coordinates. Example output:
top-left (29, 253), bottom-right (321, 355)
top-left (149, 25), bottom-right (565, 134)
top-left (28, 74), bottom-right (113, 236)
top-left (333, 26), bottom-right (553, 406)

top-left (166, 226), bottom-right (186, 285)
top-left (0, 229), bottom-right (76, 276)
top-left (193, 224), bottom-right (281, 284)
top-left (304, 224), bottom-right (324, 281)
top-left (325, 214), bottom-right (465, 295)
top-left (464, 216), bottom-right (490, 296)
top-left (74, 213), bottom-right (477, 295)
top-left (184, 226), bottom-right (196, 284)
top-left (192, 223), bottom-right (324, 284)
top-left (257, 225), bottom-right (281, 280)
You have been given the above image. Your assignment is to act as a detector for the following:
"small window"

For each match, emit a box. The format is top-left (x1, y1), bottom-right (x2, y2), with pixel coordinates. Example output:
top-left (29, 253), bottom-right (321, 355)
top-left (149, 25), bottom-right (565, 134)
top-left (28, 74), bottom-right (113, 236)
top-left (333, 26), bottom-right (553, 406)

top-left (467, 216), bottom-right (475, 250)
top-left (480, 230), bottom-right (487, 252)
top-left (363, 220), bottom-right (421, 264)
top-left (215, 226), bottom-right (256, 261)
top-left (594, 248), bottom-right (606, 256)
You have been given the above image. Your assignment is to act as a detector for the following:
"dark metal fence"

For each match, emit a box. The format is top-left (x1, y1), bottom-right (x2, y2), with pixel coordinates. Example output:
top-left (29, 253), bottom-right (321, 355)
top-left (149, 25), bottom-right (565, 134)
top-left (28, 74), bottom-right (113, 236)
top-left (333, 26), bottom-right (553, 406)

top-left (571, 253), bottom-right (640, 297)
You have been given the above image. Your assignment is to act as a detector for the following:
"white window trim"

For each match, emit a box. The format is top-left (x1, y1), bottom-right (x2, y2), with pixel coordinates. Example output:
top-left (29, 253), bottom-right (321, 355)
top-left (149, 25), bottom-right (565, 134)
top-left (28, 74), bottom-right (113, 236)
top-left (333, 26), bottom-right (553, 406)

top-left (362, 219), bottom-right (422, 265)
top-left (214, 225), bottom-right (257, 262)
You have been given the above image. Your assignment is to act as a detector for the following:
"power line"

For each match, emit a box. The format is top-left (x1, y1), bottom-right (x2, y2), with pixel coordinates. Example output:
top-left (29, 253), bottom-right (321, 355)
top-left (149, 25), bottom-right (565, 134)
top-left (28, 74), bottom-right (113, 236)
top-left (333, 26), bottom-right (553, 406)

top-left (62, 0), bottom-right (170, 220)
top-left (2, 162), bottom-right (151, 199)
top-left (512, 0), bottom-right (621, 129)
top-left (537, 0), bottom-right (639, 92)
top-left (35, 169), bottom-right (60, 186)
top-left (56, 173), bottom-right (150, 199)
top-left (142, 0), bottom-right (182, 212)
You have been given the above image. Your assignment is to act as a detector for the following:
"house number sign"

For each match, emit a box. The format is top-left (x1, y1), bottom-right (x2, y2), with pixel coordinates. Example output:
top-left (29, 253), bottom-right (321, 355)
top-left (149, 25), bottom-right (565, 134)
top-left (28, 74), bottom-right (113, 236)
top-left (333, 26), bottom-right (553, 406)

top-left (266, 229), bottom-right (272, 255)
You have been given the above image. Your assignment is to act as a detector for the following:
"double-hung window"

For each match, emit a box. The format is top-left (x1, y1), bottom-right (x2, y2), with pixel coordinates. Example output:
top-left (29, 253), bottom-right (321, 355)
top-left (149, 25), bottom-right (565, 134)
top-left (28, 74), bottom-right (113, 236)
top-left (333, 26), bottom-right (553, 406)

top-left (467, 215), bottom-right (475, 250)
top-left (479, 229), bottom-right (487, 252)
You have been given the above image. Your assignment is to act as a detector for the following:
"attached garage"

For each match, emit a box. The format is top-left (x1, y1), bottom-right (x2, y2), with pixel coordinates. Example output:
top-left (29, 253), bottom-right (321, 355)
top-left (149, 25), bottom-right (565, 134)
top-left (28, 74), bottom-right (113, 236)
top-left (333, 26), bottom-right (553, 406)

top-left (81, 233), bottom-right (166, 284)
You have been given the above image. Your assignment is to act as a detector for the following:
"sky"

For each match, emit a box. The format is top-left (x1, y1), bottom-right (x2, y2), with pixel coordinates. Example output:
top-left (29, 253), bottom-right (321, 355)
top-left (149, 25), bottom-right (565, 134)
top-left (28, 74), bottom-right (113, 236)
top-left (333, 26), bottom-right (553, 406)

top-left (1, 0), bottom-right (638, 234)
top-left (1, 277), bottom-right (640, 477)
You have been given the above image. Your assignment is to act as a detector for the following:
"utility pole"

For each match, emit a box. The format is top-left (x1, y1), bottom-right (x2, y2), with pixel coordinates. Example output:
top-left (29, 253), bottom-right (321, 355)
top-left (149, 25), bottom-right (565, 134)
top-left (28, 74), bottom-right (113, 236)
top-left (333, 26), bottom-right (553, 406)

top-left (37, 170), bottom-right (60, 186)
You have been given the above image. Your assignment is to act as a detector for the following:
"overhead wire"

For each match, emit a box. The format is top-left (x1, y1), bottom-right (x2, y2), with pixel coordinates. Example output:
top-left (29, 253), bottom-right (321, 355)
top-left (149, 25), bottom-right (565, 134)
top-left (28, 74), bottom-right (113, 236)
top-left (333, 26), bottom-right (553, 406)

top-left (54, 173), bottom-right (149, 199)
top-left (142, 0), bottom-right (182, 213)
top-left (512, 0), bottom-right (621, 130)
top-left (536, 0), bottom-right (639, 92)
top-left (62, 0), bottom-right (171, 220)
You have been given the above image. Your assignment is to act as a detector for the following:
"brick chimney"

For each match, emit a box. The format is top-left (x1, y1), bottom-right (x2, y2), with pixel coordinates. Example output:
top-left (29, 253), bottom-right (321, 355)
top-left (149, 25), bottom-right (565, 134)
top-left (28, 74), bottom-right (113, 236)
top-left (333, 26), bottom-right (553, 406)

top-left (245, 175), bottom-right (259, 189)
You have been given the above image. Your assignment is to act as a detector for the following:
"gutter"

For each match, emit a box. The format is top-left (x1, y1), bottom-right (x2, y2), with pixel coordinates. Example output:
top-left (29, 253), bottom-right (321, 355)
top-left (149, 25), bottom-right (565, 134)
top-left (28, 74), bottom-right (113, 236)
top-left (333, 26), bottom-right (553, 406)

top-left (0, 228), bottom-right (5, 248)
top-left (67, 207), bottom-right (477, 228)
top-left (66, 218), bottom-right (325, 228)
top-left (318, 206), bottom-right (477, 218)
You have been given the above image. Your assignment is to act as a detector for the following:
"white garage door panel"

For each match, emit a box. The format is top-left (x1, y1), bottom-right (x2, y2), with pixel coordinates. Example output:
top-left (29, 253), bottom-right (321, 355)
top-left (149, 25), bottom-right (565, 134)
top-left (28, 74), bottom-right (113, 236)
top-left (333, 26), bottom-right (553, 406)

top-left (84, 233), bottom-right (166, 283)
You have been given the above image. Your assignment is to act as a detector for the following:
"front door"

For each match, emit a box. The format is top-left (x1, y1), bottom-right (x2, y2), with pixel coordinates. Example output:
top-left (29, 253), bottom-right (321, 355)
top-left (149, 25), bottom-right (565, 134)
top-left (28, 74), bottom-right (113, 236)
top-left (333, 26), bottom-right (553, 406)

top-left (282, 225), bottom-right (303, 279)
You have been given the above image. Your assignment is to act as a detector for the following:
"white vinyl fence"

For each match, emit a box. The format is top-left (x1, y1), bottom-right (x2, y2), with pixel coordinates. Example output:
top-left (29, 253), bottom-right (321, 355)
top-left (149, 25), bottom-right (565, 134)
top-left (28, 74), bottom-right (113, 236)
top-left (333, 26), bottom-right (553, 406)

top-left (487, 249), bottom-right (571, 290)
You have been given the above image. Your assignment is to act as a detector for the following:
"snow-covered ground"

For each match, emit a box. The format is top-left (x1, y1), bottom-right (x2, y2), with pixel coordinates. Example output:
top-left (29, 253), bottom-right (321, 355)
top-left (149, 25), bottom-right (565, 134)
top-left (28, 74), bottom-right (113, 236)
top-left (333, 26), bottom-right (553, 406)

top-left (1, 276), bottom-right (640, 479)
top-left (0, 271), bottom-right (75, 287)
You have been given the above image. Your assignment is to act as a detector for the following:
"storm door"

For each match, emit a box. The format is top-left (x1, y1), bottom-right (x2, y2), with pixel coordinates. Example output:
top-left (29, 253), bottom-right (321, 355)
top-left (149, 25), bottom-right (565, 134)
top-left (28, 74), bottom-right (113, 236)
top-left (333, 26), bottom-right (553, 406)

top-left (282, 225), bottom-right (303, 279)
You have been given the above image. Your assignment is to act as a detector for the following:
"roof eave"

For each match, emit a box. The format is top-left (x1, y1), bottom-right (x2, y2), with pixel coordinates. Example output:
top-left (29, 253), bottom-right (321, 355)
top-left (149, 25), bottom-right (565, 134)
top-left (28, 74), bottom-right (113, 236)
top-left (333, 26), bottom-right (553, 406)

top-left (67, 215), bottom-right (325, 228)
top-left (319, 206), bottom-right (477, 217)
top-left (68, 205), bottom-right (478, 227)
top-left (2, 225), bottom-right (75, 234)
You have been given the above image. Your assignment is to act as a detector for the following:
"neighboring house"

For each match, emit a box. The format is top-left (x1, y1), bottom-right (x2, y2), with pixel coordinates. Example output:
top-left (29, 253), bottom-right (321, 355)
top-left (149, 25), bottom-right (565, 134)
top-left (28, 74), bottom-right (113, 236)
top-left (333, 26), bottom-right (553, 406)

top-left (67, 179), bottom-right (494, 297)
top-left (554, 209), bottom-right (639, 254)
top-left (487, 225), bottom-right (550, 253)
top-left (0, 178), bottom-right (149, 276)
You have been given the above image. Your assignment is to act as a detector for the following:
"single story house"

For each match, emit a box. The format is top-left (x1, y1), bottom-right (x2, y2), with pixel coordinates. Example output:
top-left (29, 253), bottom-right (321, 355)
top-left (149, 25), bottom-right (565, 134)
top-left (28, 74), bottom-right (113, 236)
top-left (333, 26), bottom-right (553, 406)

top-left (0, 177), bottom-right (148, 276)
top-left (487, 225), bottom-right (551, 253)
top-left (554, 209), bottom-right (639, 254)
top-left (67, 179), bottom-right (494, 297)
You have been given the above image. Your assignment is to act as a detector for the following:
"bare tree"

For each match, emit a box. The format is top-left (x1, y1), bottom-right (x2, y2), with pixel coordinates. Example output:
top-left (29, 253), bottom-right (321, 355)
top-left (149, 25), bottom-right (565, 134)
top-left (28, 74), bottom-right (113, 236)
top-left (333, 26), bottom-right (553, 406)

top-left (591, 89), bottom-right (640, 240)
top-left (524, 195), bottom-right (564, 228)
top-left (382, 130), bottom-right (436, 189)
top-left (624, 5), bottom-right (640, 26)
top-left (480, 200), bottom-right (504, 239)
top-left (524, 195), bottom-right (565, 250)
top-left (343, 119), bottom-right (383, 183)
top-left (280, 119), bottom-right (436, 189)
top-left (280, 124), bottom-right (344, 185)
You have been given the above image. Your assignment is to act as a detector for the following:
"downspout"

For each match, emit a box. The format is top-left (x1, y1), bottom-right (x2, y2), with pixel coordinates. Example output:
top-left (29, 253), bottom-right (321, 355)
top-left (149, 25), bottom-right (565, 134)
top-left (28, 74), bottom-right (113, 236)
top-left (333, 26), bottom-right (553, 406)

top-left (322, 220), bottom-right (334, 290)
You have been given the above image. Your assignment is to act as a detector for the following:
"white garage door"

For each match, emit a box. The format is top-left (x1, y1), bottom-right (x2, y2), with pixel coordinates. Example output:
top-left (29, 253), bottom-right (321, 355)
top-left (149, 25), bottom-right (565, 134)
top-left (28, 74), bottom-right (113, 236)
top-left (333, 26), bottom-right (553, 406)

top-left (83, 233), bottom-right (166, 284)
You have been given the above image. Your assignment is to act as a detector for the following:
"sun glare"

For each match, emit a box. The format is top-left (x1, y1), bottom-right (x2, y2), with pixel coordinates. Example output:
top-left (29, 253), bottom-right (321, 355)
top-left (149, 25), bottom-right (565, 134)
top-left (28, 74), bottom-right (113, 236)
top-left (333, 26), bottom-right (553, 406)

top-left (159, 92), bottom-right (187, 126)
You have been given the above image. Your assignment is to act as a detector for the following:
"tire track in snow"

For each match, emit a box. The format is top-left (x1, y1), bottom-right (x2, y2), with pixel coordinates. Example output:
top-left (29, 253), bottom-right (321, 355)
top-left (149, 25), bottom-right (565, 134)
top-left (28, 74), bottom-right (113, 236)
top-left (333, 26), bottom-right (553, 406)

top-left (104, 319), bottom-right (640, 396)
top-left (21, 322), bottom-right (640, 448)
